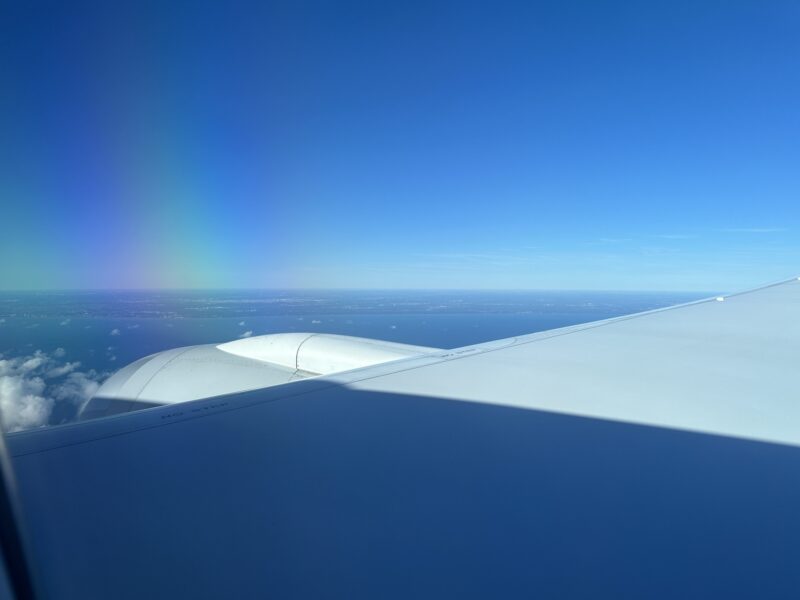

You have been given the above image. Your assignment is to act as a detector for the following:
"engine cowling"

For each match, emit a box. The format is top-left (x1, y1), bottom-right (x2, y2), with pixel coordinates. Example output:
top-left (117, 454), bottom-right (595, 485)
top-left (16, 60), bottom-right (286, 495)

top-left (79, 333), bottom-right (440, 421)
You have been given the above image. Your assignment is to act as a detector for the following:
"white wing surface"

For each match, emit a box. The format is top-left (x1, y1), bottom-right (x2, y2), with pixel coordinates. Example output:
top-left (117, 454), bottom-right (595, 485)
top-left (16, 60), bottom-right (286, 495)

top-left (6, 277), bottom-right (800, 599)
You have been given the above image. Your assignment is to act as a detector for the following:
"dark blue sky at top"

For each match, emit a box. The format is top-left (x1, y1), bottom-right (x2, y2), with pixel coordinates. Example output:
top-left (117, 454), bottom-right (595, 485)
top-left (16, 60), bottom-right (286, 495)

top-left (1, 1), bottom-right (798, 290)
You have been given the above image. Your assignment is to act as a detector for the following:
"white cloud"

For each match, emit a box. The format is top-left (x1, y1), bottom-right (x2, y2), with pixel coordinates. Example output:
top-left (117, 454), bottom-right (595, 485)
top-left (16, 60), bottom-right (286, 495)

top-left (110, 328), bottom-right (120, 336)
top-left (311, 319), bottom-right (322, 324)
top-left (0, 350), bottom-right (106, 432)
top-left (51, 371), bottom-right (102, 405)
top-left (21, 356), bottom-right (45, 372)
top-left (45, 362), bottom-right (79, 378)
top-left (60, 318), bottom-right (71, 326)
top-left (127, 324), bottom-right (140, 329)
top-left (238, 330), bottom-right (253, 338)
top-left (238, 321), bottom-right (245, 326)
top-left (0, 373), bottom-right (49, 433)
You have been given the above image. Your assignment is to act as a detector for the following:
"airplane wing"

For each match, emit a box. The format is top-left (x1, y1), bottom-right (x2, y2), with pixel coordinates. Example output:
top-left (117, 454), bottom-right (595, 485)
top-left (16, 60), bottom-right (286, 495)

top-left (4, 277), bottom-right (800, 598)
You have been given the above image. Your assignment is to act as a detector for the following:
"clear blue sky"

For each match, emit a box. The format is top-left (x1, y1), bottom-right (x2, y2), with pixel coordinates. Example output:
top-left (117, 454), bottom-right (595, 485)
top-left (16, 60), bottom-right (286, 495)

top-left (1, 1), bottom-right (798, 291)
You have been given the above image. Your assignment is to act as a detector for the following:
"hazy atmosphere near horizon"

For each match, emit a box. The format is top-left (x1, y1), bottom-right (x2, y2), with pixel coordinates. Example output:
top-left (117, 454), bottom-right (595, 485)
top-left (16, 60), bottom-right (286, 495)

top-left (1, 1), bottom-right (799, 432)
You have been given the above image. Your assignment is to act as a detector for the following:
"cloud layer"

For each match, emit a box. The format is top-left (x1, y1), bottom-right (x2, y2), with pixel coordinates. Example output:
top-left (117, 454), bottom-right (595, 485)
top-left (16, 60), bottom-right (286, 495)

top-left (0, 349), bottom-right (106, 432)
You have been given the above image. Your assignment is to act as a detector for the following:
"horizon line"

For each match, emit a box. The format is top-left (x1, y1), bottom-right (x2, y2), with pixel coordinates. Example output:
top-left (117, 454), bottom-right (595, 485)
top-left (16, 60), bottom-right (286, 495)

top-left (0, 286), bottom-right (719, 294)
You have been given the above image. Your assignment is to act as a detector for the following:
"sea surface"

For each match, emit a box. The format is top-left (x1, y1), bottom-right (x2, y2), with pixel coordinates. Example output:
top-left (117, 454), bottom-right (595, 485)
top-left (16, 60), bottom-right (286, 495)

top-left (0, 289), bottom-right (707, 431)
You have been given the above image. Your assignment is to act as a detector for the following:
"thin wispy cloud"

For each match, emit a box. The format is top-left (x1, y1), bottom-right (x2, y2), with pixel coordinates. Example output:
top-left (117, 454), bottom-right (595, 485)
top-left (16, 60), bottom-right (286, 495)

top-left (422, 252), bottom-right (532, 262)
top-left (597, 238), bottom-right (633, 244)
top-left (721, 227), bottom-right (787, 234)
top-left (652, 234), bottom-right (697, 240)
top-left (412, 252), bottom-right (542, 269)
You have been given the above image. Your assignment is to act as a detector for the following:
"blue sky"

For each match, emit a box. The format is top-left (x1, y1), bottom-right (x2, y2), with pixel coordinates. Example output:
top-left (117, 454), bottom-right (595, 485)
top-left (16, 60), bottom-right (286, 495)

top-left (1, 1), bottom-right (798, 291)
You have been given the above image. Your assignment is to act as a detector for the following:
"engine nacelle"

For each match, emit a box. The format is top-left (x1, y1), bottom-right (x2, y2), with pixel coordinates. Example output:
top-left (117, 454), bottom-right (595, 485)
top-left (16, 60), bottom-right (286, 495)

top-left (79, 333), bottom-right (440, 421)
